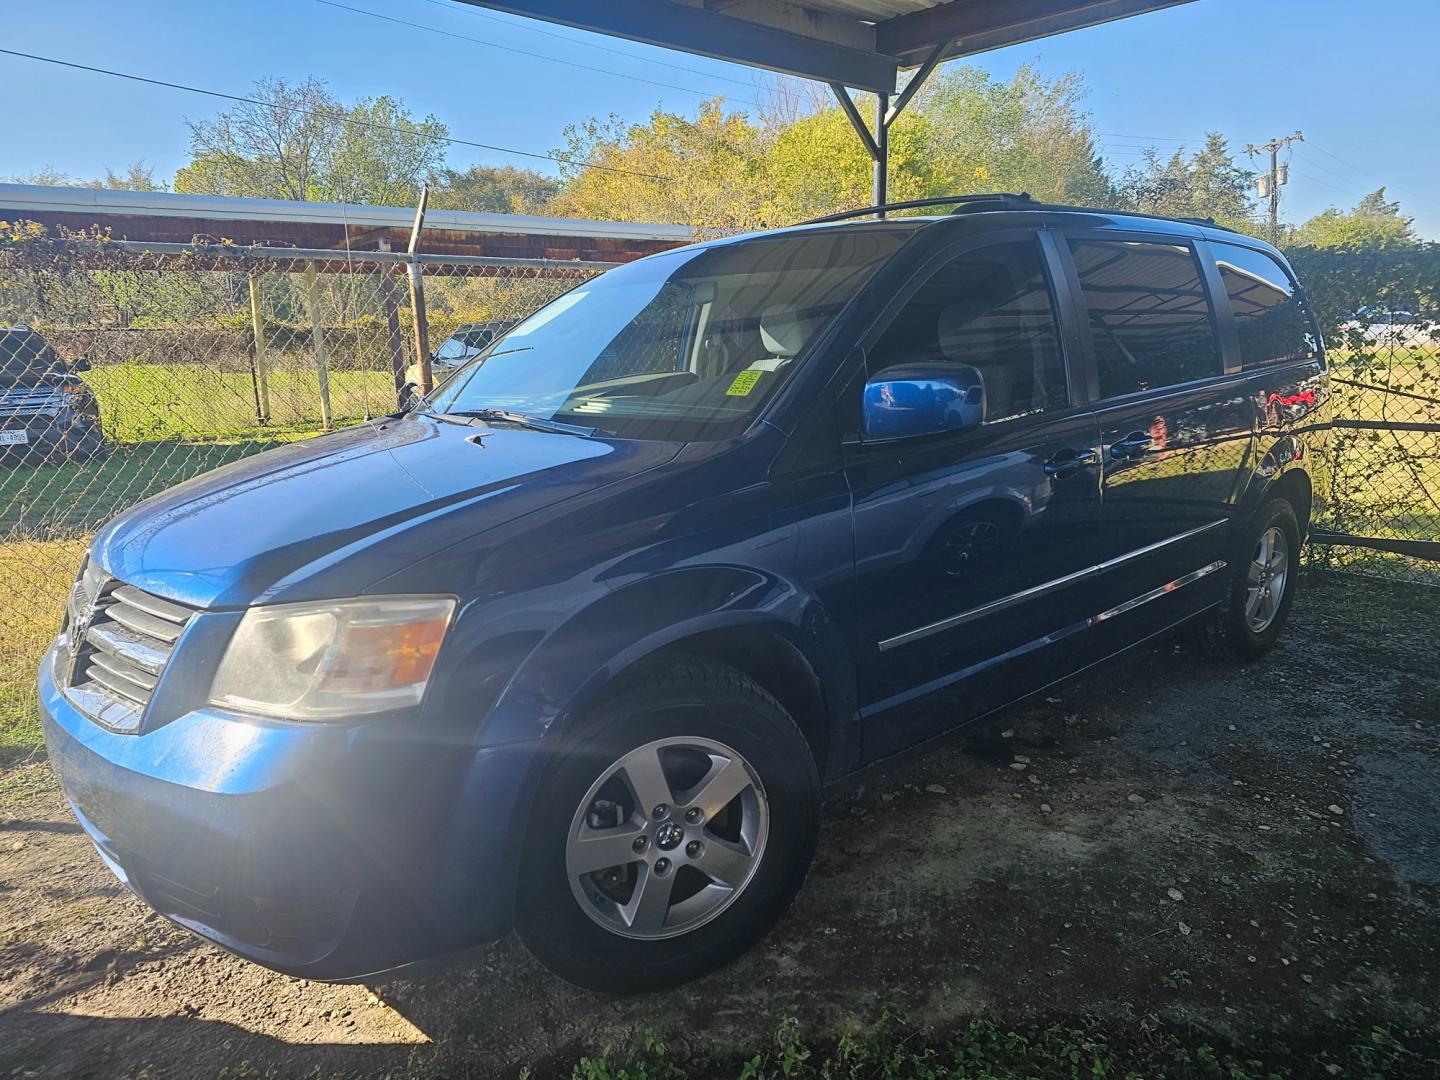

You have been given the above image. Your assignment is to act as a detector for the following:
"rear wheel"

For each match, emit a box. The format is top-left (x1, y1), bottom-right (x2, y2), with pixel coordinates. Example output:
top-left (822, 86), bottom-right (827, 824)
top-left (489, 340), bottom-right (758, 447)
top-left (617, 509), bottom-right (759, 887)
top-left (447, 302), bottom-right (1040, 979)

top-left (1204, 497), bottom-right (1301, 660)
top-left (515, 658), bottom-right (820, 993)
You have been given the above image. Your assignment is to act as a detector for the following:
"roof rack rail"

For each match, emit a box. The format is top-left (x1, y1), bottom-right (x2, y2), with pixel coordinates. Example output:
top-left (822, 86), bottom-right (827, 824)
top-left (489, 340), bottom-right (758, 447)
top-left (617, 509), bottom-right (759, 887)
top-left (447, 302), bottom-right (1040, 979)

top-left (798, 193), bottom-right (1034, 226)
top-left (1000, 199), bottom-right (1239, 233)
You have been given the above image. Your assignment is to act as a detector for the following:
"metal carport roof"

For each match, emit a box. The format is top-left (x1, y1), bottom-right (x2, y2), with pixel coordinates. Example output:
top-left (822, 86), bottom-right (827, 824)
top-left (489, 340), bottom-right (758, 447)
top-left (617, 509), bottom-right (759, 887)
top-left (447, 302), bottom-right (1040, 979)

top-left (452, 0), bottom-right (1196, 93)
top-left (454, 0), bottom-right (1198, 209)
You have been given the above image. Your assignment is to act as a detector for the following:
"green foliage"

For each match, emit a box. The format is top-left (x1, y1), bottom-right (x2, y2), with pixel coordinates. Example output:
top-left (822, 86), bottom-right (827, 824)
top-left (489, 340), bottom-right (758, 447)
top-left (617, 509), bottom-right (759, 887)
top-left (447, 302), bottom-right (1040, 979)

top-left (175, 77), bottom-right (447, 206)
top-left (1114, 133), bottom-right (1258, 232)
top-left (1290, 189), bottom-right (1418, 251)
top-left (321, 95), bottom-right (447, 206)
top-left (431, 164), bottom-right (562, 214)
top-left (550, 100), bottom-right (769, 230)
top-left (548, 65), bottom-right (1113, 228)
top-left (1283, 242), bottom-right (1440, 334)
top-left (912, 65), bottom-right (1113, 206)
top-left (2, 162), bottom-right (163, 192)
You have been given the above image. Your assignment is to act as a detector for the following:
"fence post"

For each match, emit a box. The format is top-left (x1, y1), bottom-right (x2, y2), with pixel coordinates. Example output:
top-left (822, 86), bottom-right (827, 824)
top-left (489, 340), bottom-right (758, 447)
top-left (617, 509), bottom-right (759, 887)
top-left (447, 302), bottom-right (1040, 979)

top-left (246, 272), bottom-right (272, 424)
top-left (407, 186), bottom-right (433, 395)
top-left (302, 261), bottom-right (334, 430)
top-left (377, 241), bottom-right (409, 410)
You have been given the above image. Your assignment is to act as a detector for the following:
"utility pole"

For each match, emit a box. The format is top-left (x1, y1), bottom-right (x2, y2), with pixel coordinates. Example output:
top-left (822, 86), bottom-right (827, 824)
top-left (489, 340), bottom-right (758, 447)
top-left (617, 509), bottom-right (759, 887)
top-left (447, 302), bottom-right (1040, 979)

top-left (1245, 131), bottom-right (1303, 241)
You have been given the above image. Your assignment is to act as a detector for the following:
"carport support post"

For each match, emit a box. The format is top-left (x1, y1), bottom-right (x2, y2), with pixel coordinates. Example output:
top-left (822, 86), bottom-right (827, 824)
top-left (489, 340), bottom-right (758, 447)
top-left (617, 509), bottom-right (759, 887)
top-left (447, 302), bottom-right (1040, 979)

top-left (873, 91), bottom-right (889, 215)
top-left (301, 261), bottom-right (334, 431)
top-left (830, 40), bottom-right (950, 216)
top-left (246, 272), bottom-right (271, 424)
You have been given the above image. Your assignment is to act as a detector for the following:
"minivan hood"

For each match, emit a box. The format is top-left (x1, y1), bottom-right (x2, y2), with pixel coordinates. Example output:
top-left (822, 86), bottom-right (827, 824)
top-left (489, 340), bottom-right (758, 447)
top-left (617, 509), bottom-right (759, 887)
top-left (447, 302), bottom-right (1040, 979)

top-left (92, 415), bottom-right (680, 608)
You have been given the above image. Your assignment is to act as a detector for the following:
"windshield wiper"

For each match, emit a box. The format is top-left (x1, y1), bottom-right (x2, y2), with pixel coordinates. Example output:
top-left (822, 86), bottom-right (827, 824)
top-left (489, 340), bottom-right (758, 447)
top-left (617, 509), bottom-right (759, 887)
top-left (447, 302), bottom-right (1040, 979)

top-left (448, 408), bottom-right (602, 437)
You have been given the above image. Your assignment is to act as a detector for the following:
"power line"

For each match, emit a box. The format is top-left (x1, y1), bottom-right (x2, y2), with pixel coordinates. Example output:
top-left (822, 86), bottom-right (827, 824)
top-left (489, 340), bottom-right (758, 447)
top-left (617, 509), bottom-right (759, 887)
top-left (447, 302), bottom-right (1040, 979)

top-left (1095, 131), bottom-right (1207, 144)
top-left (0, 46), bottom-right (673, 182)
top-left (316, 0), bottom-right (763, 110)
top-left (415, 0), bottom-right (762, 91)
top-left (1303, 140), bottom-right (1440, 214)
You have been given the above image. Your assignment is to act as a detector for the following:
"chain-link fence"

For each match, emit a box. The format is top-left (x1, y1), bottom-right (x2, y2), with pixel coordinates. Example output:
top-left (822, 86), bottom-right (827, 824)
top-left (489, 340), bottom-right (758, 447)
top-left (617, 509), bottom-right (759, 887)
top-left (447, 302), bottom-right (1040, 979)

top-left (1311, 308), bottom-right (1440, 584)
top-left (0, 229), bottom-right (606, 754)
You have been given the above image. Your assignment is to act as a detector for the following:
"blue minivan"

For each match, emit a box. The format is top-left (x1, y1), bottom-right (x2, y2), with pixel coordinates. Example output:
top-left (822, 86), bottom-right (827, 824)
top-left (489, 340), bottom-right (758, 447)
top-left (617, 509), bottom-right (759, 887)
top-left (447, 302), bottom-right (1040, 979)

top-left (41, 196), bottom-right (1329, 992)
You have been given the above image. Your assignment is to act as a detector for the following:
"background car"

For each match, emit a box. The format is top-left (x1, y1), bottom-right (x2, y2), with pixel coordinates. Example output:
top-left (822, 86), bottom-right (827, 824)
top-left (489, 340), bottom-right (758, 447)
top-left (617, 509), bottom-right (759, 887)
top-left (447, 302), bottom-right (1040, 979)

top-left (0, 326), bottom-right (106, 463)
top-left (407, 320), bottom-right (516, 390)
top-left (1337, 307), bottom-right (1439, 347)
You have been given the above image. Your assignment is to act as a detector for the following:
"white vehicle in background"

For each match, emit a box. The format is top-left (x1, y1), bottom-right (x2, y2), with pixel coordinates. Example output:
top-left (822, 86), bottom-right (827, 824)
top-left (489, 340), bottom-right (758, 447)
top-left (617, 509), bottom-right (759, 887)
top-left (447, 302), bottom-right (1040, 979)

top-left (1337, 307), bottom-right (1439, 347)
top-left (404, 321), bottom-right (516, 394)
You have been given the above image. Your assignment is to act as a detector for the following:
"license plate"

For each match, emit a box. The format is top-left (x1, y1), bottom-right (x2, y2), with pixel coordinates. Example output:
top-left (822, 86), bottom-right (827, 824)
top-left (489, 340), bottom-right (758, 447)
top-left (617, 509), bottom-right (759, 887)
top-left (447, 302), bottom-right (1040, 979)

top-left (0, 430), bottom-right (28, 445)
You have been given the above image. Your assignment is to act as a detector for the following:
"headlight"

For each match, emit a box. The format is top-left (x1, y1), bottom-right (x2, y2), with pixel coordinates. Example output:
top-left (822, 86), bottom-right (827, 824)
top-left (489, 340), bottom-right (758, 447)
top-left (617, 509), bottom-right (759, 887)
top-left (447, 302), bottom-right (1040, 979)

top-left (209, 596), bottom-right (456, 721)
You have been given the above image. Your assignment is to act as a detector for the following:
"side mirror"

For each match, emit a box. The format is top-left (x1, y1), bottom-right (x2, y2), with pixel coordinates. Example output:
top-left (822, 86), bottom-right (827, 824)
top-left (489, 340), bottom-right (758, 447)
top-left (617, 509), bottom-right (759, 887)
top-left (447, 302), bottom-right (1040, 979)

top-left (71, 357), bottom-right (92, 373)
top-left (862, 363), bottom-right (985, 440)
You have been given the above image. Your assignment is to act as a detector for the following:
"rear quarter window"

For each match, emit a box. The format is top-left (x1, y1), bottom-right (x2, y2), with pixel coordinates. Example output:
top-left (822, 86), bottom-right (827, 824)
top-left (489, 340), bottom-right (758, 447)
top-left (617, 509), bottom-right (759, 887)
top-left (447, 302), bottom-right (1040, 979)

top-left (1211, 242), bottom-right (1319, 369)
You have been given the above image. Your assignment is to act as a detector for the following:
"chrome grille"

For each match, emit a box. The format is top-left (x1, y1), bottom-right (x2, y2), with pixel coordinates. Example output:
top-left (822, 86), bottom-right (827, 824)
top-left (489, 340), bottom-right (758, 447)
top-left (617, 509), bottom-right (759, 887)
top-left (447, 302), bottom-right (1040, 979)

top-left (64, 563), bottom-right (197, 733)
top-left (0, 386), bottom-right (68, 416)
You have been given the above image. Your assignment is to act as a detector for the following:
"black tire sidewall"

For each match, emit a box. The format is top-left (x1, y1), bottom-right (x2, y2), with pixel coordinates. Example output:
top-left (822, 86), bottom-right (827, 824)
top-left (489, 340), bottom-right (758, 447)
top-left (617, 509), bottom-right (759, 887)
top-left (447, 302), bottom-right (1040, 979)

top-left (515, 661), bottom-right (820, 993)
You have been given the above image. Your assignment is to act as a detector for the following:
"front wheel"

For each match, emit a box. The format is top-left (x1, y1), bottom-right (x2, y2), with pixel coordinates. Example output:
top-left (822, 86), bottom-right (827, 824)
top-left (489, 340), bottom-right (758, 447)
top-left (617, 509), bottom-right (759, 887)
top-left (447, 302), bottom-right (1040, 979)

top-left (515, 658), bottom-right (820, 993)
top-left (1204, 497), bottom-right (1301, 660)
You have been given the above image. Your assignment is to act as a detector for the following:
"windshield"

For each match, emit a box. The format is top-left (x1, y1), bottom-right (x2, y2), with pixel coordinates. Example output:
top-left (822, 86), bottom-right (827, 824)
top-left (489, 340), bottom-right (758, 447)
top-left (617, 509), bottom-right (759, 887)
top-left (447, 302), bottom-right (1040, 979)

top-left (0, 330), bottom-right (60, 381)
top-left (427, 229), bottom-right (908, 440)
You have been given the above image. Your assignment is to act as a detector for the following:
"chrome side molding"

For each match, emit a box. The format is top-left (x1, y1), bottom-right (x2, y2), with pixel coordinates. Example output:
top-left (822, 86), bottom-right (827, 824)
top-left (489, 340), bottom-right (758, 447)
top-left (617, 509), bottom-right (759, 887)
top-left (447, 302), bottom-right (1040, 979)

top-left (877, 518), bottom-right (1228, 652)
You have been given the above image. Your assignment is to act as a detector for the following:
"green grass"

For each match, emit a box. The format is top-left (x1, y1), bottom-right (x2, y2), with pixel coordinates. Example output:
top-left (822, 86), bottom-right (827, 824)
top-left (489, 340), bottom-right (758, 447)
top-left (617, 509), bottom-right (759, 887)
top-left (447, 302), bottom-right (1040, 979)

top-left (0, 441), bottom-right (282, 538)
top-left (0, 536), bottom-right (84, 769)
top-left (85, 361), bottom-right (396, 444)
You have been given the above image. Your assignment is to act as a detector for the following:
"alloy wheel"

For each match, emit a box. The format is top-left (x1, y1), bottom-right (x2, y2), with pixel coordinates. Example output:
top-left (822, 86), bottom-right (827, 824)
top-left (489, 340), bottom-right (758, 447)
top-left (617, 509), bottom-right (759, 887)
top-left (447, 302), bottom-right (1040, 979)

top-left (565, 736), bottom-right (768, 940)
top-left (1244, 525), bottom-right (1289, 633)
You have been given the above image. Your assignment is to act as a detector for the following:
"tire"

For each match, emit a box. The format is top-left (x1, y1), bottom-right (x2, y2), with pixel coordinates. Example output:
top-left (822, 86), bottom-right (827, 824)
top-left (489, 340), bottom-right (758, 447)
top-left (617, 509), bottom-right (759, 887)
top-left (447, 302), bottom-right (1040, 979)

top-left (515, 657), bottom-right (821, 993)
top-left (1203, 497), bottom-right (1301, 661)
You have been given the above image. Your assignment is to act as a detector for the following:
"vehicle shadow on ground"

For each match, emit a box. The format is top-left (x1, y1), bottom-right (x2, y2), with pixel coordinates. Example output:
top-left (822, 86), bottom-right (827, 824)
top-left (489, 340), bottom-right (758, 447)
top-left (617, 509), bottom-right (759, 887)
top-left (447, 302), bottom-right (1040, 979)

top-left (2, 1010), bottom-right (427, 1080)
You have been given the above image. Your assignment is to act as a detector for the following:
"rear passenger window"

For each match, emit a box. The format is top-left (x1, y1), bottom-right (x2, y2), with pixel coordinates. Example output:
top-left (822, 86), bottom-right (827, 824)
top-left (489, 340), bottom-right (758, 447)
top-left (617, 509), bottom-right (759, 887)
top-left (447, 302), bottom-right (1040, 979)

top-left (1068, 239), bottom-right (1223, 398)
top-left (1212, 242), bottom-right (1318, 369)
top-left (868, 239), bottom-right (1069, 423)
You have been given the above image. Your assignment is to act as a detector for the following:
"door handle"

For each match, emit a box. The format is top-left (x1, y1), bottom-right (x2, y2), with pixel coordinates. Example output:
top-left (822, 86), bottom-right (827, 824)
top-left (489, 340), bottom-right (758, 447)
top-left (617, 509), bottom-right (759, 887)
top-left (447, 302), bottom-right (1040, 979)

top-left (1108, 431), bottom-right (1154, 460)
top-left (1044, 448), bottom-right (1099, 478)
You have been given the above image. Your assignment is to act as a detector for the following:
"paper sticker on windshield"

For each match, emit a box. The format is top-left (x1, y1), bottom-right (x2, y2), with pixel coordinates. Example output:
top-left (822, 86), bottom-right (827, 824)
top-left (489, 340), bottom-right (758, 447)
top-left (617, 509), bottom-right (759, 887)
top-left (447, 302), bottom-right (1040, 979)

top-left (726, 370), bottom-right (762, 396)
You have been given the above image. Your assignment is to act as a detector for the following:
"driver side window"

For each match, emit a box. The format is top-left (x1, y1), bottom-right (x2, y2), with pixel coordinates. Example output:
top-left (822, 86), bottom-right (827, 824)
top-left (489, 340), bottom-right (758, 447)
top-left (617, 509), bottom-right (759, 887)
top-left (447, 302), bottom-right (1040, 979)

top-left (869, 238), bottom-right (1069, 423)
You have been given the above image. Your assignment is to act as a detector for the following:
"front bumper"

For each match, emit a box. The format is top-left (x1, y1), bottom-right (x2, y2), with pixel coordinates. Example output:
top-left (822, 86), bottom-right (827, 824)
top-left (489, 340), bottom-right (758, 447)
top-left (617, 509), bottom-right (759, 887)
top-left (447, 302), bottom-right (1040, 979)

top-left (0, 411), bottom-right (102, 460)
top-left (40, 644), bottom-right (536, 980)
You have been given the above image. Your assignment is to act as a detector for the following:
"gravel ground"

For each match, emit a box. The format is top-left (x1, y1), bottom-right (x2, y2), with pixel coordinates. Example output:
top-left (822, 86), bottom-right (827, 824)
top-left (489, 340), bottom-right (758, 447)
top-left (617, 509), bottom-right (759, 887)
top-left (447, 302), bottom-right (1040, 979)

top-left (1, 571), bottom-right (1436, 1078)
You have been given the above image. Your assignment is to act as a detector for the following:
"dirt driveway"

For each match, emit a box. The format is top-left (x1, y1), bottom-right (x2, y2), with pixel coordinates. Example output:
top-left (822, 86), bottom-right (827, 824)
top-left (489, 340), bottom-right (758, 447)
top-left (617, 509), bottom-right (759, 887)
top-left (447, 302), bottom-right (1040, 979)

top-left (2, 573), bottom-right (1437, 1078)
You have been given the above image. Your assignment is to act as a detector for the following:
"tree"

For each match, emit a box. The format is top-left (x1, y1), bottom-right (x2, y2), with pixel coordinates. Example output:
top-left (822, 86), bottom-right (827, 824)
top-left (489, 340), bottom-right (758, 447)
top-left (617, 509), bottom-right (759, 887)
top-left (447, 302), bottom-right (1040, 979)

top-left (175, 76), bottom-right (342, 201)
top-left (430, 164), bottom-right (562, 214)
top-left (2, 162), bottom-right (163, 191)
top-left (319, 96), bottom-right (447, 206)
top-left (2, 166), bottom-right (79, 187)
top-left (89, 162), bottom-right (165, 192)
top-left (548, 101), bottom-right (769, 231)
top-left (1114, 133), bottom-right (1256, 232)
top-left (544, 65), bottom-right (1113, 228)
top-left (912, 65), bottom-right (1112, 206)
top-left (1290, 188), bottom-right (1417, 250)
top-left (175, 79), bottom-right (449, 206)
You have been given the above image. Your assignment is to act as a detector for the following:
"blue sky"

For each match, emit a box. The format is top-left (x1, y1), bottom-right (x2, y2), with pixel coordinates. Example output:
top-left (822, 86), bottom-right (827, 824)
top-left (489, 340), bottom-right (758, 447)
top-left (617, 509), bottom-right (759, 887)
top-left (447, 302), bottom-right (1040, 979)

top-left (3, 0), bottom-right (1438, 236)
